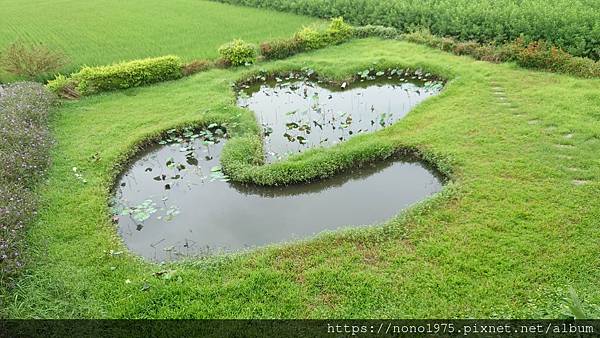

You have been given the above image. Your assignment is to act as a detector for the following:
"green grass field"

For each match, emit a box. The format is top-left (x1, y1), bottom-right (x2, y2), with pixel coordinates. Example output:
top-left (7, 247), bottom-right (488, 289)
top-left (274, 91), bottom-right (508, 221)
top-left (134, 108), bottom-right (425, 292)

top-left (3, 38), bottom-right (599, 318)
top-left (0, 0), bottom-right (316, 82)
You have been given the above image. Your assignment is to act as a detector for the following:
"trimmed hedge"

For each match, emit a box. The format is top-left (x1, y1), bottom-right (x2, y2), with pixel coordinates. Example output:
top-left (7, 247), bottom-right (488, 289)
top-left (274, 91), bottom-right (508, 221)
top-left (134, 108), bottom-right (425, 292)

top-left (47, 55), bottom-right (184, 96)
top-left (210, 0), bottom-right (600, 60)
top-left (0, 82), bottom-right (54, 287)
top-left (73, 55), bottom-right (183, 95)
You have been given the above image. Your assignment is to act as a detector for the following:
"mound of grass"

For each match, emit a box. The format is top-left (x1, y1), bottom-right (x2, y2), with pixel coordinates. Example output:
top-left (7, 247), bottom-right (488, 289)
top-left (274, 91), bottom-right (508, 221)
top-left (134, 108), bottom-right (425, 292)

top-left (4, 39), bottom-right (600, 319)
top-left (0, 0), bottom-right (318, 82)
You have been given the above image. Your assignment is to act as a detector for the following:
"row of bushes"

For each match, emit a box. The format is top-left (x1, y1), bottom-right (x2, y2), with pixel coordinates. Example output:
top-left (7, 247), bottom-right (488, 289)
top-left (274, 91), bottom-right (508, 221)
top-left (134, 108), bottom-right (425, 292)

top-left (210, 0), bottom-right (600, 60)
top-left (259, 17), bottom-right (352, 60)
top-left (46, 18), bottom-right (354, 97)
top-left (47, 16), bottom-right (599, 98)
top-left (403, 30), bottom-right (600, 78)
top-left (0, 82), bottom-right (55, 288)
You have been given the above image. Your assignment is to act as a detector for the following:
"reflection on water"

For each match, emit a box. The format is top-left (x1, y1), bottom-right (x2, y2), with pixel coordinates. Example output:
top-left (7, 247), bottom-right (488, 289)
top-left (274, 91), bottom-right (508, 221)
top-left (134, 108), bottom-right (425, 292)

top-left (238, 75), bottom-right (441, 162)
top-left (113, 76), bottom-right (444, 261)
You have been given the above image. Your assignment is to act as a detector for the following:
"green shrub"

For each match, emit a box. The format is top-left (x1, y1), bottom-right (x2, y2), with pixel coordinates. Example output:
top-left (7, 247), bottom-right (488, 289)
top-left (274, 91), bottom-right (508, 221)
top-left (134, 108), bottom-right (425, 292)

top-left (402, 29), bottom-right (443, 48)
top-left (514, 41), bottom-right (600, 78)
top-left (260, 37), bottom-right (306, 60)
top-left (218, 39), bottom-right (257, 66)
top-left (352, 25), bottom-right (399, 39)
top-left (326, 17), bottom-right (353, 43)
top-left (259, 18), bottom-right (353, 60)
top-left (564, 57), bottom-right (600, 78)
top-left (72, 55), bottom-right (183, 95)
top-left (294, 26), bottom-right (329, 50)
top-left (46, 74), bottom-right (80, 99)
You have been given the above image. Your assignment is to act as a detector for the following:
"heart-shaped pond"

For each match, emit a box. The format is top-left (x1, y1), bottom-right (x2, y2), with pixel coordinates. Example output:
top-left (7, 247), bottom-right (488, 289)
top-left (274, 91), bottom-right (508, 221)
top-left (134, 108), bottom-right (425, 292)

top-left (113, 72), bottom-right (445, 261)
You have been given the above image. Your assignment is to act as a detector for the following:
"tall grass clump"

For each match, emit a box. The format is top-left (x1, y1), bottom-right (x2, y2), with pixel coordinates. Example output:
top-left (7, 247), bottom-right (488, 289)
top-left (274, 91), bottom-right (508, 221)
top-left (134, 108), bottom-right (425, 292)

top-left (0, 41), bottom-right (68, 80)
top-left (0, 82), bottom-right (54, 289)
top-left (211, 0), bottom-right (600, 60)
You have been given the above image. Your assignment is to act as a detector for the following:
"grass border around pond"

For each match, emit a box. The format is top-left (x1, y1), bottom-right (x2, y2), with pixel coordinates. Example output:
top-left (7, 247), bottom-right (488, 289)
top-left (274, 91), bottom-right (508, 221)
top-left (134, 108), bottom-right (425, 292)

top-left (106, 64), bottom-right (454, 195)
top-left (5, 39), bottom-right (600, 318)
top-left (221, 66), bottom-right (452, 186)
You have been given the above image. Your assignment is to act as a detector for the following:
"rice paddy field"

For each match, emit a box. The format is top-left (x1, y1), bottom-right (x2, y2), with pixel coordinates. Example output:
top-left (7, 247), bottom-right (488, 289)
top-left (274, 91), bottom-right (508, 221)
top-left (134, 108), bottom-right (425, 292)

top-left (0, 0), bottom-right (316, 81)
top-left (1, 0), bottom-right (599, 324)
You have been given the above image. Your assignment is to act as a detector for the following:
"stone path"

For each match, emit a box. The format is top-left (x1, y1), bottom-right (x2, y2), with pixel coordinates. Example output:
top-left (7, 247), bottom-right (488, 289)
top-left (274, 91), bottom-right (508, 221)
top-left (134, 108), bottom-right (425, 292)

top-left (489, 81), bottom-right (592, 187)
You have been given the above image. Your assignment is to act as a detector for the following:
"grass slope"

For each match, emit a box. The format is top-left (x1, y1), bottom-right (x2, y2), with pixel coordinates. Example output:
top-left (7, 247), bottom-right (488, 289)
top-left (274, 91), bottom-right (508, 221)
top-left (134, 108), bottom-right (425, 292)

top-left (0, 0), bottom-right (316, 82)
top-left (4, 39), bottom-right (600, 318)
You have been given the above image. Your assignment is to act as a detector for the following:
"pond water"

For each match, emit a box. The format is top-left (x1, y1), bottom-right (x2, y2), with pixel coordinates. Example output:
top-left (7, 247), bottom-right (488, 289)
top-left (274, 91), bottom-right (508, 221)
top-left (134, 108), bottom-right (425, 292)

top-left (238, 74), bottom-right (442, 162)
top-left (113, 75), bottom-right (444, 261)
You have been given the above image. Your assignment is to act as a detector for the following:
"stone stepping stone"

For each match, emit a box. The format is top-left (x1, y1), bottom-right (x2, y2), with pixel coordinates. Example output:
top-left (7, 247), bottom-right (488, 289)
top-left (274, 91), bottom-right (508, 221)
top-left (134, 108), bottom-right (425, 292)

top-left (555, 144), bottom-right (575, 149)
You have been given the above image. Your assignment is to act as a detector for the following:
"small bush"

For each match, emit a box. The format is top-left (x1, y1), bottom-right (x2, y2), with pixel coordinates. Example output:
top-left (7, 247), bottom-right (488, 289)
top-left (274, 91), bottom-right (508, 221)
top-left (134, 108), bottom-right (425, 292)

top-left (218, 39), bottom-right (257, 67)
top-left (564, 57), bottom-right (600, 78)
top-left (46, 74), bottom-right (80, 99)
top-left (452, 41), bottom-right (480, 56)
top-left (326, 17), bottom-right (353, 43)
top-left (260, 37), bottom-right (306, 60)
top-left (182, 59), bottom-right (213, 76)
top-left (0, 82), bottom-right (54, 286)
top-left (0, 41), bottom-right (67, 80)
top-left (294, 26), bottom-right (329, 50)
top-left (72, 55), bottom-right (183, 95)
top-left (352, 25), bottom-right (399, 39)
top-left (213, 58), bottom-right (231, 69)
top-left (514, 41), bottom-right (600, 78)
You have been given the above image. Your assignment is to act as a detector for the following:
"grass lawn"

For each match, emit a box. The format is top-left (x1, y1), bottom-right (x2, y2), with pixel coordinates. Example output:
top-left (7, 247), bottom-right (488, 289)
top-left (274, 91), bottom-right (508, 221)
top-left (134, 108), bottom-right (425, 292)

top-left (3, 38), bottom-right (600, 318)
top-left (0, 0), bottom-right (316, 82)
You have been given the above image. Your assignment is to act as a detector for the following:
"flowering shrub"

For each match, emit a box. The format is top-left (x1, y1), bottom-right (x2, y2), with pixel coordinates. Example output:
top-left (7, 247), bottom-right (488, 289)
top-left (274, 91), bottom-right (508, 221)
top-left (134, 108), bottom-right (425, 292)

top-left (0, 82), bottom-right (54, 287)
